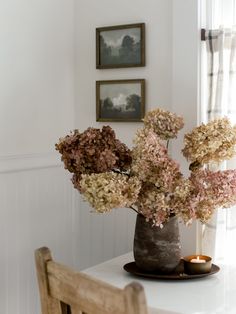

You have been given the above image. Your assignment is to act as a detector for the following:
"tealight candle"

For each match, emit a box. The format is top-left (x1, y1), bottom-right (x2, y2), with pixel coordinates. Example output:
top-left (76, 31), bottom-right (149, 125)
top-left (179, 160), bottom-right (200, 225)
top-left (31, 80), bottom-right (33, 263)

top-left (190, 256), bottom-right (206, 263)
top-left (183, 255), bottom-right (212, 275)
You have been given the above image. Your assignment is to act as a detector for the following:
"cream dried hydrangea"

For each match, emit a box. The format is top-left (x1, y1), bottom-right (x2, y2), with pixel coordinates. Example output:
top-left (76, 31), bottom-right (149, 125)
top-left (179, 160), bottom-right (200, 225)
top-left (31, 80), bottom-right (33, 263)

top-left (182, 117), bottom-right (236, 168)
top-left (170, 179), bottom-right (196, 225)
top-left (143, 108), bottom-right (184, 140)
top-left (80, 172), bottom-right (141, 213)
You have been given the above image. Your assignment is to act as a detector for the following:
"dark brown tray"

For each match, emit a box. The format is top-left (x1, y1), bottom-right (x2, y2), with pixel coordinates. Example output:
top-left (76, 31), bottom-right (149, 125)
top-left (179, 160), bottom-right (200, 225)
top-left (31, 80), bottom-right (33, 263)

top-left (123, 260), bottom-right (220, 280)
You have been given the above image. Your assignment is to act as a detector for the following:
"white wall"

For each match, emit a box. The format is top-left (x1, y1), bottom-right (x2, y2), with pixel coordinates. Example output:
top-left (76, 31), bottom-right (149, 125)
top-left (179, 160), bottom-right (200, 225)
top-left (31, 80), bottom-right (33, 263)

top-left (0, 1), bottom-right (76, 313)
top-left (172, 0), bottom-right (201, 255)
top-left (0, 0), bottom-right (75, 156)
top-left (0, 166), bottom-right (75, 314)
top-left (75, 0), bottom-right (173, 146)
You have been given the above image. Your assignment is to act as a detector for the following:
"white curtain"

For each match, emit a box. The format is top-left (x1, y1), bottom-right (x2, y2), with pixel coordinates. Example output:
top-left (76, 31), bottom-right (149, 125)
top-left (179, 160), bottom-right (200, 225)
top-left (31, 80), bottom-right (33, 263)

top-left (204, 0), bottom-right (236, 29)
top-left (202, 27), bottom-right (236, 265)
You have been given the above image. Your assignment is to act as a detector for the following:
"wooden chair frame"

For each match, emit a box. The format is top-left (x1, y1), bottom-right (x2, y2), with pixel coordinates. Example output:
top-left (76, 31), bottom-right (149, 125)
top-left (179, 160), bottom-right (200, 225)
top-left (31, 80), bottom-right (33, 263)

top-left (35, 247), bottom-right (148, 314)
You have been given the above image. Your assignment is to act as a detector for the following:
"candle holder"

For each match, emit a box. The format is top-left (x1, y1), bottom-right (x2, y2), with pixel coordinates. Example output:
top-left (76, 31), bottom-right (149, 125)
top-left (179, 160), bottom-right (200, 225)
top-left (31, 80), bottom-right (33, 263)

top-left (183, 255), bottom-right (212, 275)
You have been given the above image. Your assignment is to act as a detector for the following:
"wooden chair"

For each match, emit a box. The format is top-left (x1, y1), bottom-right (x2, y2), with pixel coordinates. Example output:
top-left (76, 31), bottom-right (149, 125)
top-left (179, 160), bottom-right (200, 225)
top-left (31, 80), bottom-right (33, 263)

top-left (35, 247), bottom-right (149, 314)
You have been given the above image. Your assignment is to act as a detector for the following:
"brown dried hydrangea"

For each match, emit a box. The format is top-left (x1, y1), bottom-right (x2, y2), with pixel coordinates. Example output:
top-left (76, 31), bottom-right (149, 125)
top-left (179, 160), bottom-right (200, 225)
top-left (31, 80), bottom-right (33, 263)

top-left (80, 172), bottom-right (141, 213)
top-left (182, 117), bottom-right (236, 168)
top-left (55, 126), bottom-right (132, 190)
top-left (143, 108), bottom-right (184, 140)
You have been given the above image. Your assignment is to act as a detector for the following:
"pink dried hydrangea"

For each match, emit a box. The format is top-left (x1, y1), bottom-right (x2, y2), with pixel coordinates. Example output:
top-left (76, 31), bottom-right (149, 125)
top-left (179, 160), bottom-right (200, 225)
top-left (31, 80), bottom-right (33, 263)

top-left (135, 183), bottom-right (173, 227)
top-left (80, 172), bottom-right (141, 213)
top-left (190, 169), bottom-right (236, 209)
top-left (55, 126), bottom-right (132, 190)
top-left (132, 129), bottom-right (182, 192)
top-left (171, 169), bottom-right (236, 224)
top-left (143, 108), bottom-right (184, 140)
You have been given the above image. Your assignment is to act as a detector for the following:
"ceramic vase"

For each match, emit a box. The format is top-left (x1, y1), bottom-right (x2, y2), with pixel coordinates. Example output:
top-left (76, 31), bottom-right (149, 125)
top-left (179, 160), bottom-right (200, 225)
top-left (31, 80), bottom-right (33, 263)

top-left (133, 214), bottom-right (181, 273)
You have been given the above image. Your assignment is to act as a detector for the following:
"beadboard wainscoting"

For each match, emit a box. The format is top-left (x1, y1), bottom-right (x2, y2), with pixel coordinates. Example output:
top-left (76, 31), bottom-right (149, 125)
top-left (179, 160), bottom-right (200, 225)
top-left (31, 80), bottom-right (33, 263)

top-left (0, 153), bottom-right (136, 314)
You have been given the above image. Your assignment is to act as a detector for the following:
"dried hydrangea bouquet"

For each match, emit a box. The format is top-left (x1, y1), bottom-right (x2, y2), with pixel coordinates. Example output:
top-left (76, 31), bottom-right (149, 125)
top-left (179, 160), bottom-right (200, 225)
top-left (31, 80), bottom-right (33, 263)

top-left (56, 108), bottom-right (236, 273)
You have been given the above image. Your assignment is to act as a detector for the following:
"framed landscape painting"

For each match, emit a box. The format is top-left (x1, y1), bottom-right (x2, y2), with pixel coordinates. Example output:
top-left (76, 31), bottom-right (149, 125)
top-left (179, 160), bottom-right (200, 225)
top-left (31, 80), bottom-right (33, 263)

top-left (96, 23), bottom-right (145, 69)
top-left (96, 79), bottom-right (145, 122)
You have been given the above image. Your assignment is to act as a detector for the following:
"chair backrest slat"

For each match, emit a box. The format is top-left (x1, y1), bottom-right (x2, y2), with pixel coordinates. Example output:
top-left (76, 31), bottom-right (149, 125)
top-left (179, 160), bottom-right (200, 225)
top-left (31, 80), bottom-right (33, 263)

top-left (47, 260), bottom-right (126, 314)
top-left (35, 247), bottom-right (62, 314)
top-left (35, 247), bottom-right (148, 314)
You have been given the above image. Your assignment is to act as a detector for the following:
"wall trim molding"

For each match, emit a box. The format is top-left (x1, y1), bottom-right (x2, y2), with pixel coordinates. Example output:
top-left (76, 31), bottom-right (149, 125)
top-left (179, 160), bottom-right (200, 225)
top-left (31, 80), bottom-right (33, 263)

top-left (0, 152), bottom-right (62, 173)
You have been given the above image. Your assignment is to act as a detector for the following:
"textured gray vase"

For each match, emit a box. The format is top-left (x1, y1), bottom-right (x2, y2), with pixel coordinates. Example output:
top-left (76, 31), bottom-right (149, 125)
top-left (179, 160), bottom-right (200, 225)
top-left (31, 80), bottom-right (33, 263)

top-left (133, 214), bottom-right (181, 273)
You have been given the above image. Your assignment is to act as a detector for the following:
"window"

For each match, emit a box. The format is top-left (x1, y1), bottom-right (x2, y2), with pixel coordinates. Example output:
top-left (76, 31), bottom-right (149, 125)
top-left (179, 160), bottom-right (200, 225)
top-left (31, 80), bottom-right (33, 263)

top-left (201, 0), bottom-right (236, 265)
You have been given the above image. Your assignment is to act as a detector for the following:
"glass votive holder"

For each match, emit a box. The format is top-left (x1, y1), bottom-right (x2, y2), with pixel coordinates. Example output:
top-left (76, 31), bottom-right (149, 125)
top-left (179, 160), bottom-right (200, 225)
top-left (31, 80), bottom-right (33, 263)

top-left (183, 255), bottom-right (212, 275)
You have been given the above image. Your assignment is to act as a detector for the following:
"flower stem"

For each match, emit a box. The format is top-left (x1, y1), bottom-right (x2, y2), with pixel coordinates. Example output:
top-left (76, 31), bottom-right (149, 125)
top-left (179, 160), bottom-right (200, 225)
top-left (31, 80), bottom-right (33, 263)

top-left (112, 169), bottom-right (130, 176)
top-left (166, 140), bottom-right (170, 150)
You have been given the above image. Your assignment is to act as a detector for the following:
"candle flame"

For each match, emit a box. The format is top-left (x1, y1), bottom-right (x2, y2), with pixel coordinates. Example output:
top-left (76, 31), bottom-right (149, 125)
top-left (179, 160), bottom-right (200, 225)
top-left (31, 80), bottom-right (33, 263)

top-left (197, 256), bottom-right (200, 261)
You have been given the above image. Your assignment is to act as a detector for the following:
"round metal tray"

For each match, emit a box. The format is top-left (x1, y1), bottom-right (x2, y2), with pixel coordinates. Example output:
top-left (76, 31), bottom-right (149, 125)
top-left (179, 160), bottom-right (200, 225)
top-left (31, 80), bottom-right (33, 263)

top-left (123, 260), bottom-right (220, 280)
